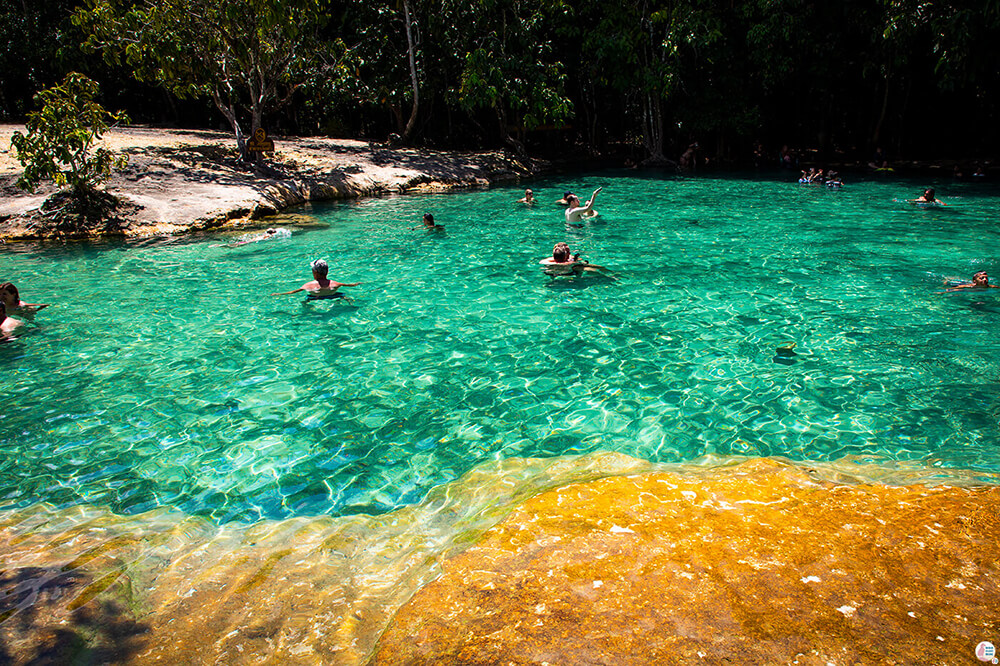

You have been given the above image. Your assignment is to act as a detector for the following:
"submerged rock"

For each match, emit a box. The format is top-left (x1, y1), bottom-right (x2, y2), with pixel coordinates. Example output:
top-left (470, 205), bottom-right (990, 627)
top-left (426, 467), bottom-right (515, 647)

top-left (376, 459), bottom-right (1000, 664)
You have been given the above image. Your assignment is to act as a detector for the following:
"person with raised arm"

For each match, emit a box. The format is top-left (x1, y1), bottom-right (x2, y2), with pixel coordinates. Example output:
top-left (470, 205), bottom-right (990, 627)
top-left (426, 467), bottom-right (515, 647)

top-left (565, 187), bottom-right (602, 223)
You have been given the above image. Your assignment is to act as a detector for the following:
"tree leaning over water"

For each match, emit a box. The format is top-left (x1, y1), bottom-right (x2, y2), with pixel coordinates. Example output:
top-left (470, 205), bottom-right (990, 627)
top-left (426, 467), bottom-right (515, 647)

top-left (76, 0), bottom-right (337, 161)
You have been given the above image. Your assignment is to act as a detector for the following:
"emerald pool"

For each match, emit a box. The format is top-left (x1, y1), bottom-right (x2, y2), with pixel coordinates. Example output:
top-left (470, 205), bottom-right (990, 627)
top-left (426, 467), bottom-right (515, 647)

top-left (3, 172), bottom-right (1000, 524)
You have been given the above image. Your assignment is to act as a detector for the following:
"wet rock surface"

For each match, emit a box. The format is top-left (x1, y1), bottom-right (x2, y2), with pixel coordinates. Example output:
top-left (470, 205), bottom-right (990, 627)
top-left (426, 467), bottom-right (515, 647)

top-left (376, 459), bottom-right (1000, 665)
top-left (0, 125), bottom-right (531, 240)
top-left (2, 457), bottom-right (998, 665)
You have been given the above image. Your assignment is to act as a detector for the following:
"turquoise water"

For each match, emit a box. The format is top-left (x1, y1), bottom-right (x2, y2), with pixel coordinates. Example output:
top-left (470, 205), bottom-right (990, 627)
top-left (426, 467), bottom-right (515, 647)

top-left (2, 172), bottom-right (999, 523)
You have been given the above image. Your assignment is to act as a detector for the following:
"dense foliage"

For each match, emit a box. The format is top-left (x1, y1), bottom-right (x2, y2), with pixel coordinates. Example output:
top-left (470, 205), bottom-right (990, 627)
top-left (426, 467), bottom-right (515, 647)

top-left (3, 0), bottom-right (999, 164)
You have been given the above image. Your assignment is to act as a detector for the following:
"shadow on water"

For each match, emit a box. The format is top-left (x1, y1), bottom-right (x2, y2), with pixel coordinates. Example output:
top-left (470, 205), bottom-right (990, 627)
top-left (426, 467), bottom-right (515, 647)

top-left (544, 275), bottom-right (618, 291)
top-left (940, 292), bottom-right (1000, 315)
top-left (298, 301), bottom-right (360, 317)
top-left (967, 299), bottom-right (1000, 315)
top-left (0, 566), bottom-right (149, 664)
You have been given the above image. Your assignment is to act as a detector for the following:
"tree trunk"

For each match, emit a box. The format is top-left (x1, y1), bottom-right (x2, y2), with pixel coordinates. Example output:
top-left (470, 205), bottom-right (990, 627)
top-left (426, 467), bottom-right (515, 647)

top-left (212, 88), bottom-right (248, 161)
top-left (641, 93), bottom-right (669, 164)
top-left (401, 0), bottom-right (420, 142)
top-left (390, 104), bottom-right (405, 135)
top-left (872, 63), bottom-right (891, 147)
top-left (497, 108), bottom-right (529, 164)
top-left (250, 99), bottom-right (263, 164)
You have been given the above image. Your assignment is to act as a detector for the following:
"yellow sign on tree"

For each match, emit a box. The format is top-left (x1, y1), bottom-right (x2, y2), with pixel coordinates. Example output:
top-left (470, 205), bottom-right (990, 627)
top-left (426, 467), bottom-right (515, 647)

top-left (247, 128), bottom-right (275, 152)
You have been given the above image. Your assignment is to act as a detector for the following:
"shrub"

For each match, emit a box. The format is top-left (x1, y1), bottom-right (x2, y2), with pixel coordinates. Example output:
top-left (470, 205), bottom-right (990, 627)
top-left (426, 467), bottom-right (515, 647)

top-left (11, 72), bottom-right (129, 202)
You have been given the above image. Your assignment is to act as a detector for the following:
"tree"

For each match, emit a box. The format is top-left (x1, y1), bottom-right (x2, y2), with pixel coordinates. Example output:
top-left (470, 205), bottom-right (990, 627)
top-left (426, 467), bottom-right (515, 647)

top-left (0, 0), bottom-right (83, 119)
top-left (569, 0), bottom-right (722, 164)
top-left (11, 72), bottom-right (129, 206)
top-left (336, 0), bottom-right (427, 142)
top-left (451, 0), bottom-right (572, 159)
top-left (76, 0), bottom-right (334, 161)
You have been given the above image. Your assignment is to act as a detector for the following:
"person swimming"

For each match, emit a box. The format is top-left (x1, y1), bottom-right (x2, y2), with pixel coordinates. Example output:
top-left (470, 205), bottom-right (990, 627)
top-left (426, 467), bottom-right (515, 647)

top-left (565, 187), bottom-right (602, 223)
top-left (271, 259), bottom-right (360, 303)
top-left (940, 270), bottom-right (1000, 293)
top-left (412, 213), bottom-right (444, 230)
top-left (518, 189), bottom-right (535, 204)
top-left (0, 282), bottom-right (49, 317)
top-left (911, 188), bottom-right (945, 206)
top-left (216, 227), bottom-right (287, 248)
top-left (539, 242), bottom-right (613, 278)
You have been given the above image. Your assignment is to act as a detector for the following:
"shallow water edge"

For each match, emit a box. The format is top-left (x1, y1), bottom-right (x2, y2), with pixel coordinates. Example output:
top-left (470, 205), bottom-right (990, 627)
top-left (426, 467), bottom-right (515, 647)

top-left (2, 453), bottom-right (998, 664)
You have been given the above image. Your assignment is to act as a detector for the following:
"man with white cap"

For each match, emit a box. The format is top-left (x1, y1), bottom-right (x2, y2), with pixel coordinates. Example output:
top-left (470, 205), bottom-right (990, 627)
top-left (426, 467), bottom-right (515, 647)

top-left (270, 259), bottom-right (360, 304)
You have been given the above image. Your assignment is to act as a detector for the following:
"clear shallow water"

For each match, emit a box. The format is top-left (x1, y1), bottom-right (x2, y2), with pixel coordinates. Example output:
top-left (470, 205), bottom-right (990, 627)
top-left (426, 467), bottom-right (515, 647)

top-left (2, 172), bottom-right (1000, 523)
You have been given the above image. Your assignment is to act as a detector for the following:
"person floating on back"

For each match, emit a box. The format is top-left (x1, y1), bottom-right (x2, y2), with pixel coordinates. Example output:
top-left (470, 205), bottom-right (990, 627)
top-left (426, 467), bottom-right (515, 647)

top-left (0, 282), bottom-right (49, 317)
top-left (271, 259), bottom-right (360, 304)
top-left (540, 242), bottom-right (614, 278)
top-left (565, 187), bottom-right (602, 223)
top-left (940, 271), bottom-right (1000, 293)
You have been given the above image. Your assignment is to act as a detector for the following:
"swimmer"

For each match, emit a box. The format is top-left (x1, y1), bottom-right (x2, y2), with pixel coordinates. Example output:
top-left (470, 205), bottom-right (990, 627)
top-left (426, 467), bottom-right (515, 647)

top-left (270, 259), bottom-right (360, 304)
top-left (868, 147), bottom-right (888, 170)
top-left (940, 271), bottom-right (1000, 293)
top-left (0, 282), bottom-right (49, 317)
top-left (679, 142), bottom-right (698, 170)
top-left (911, 188), bottom-right (945, 206)
top-left (411, 213), bottom-right (443, 230)
top-left (539, 242), bottom-right (613, 278)
top-left (0, 300), bottom-right (23, 340)
top-left (216, 227), bottom-right (281, 248)
top-left (565, 187), bottom-right (602, 224)
top-left (517, 189), bottom-right (535, 204)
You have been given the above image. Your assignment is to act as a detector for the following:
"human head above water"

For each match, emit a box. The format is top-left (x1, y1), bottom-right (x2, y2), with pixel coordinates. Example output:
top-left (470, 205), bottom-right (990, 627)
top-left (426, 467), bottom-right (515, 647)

top-left (423, 213), bottom-right (435, 226)
top-left (311, 259), bottom-right (328, 277)
top-left (552, 242), bottom-right (571, 262)
top-left (0, 282), bottom-right (18, 306)
top-left (973, 271), bottom-right (989, 285)
top-left (924, 188), bottom-right (936, 199)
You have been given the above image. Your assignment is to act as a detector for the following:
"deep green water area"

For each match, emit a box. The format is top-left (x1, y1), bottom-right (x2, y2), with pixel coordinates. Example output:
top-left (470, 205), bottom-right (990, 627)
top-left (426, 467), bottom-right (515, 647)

top-left (3, 172), bottom-right (1000, 524)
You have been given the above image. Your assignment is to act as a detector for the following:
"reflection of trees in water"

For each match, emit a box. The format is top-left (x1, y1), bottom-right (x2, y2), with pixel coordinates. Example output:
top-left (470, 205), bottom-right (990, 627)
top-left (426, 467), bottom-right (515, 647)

top-left (0, 565), bottom-right (148, 664)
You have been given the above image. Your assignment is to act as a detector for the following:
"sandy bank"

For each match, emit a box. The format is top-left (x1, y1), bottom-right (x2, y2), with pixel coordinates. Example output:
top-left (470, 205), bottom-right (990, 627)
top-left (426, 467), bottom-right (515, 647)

top-left (0, 125), bottom-right (532, 240)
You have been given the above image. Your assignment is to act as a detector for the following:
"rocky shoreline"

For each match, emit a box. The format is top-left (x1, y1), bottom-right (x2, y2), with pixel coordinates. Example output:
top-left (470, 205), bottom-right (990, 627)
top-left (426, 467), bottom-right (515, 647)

top-left (0, 125), bottom-right (534, 241)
